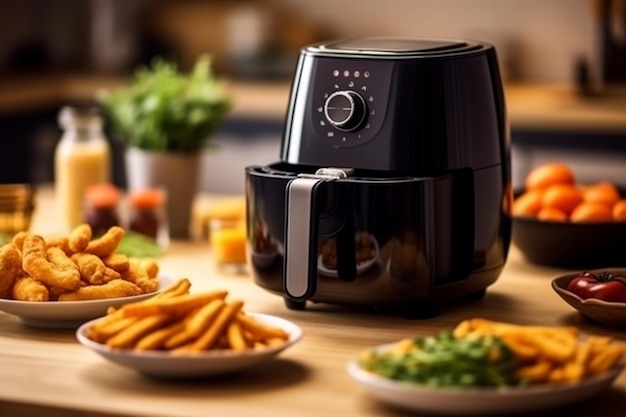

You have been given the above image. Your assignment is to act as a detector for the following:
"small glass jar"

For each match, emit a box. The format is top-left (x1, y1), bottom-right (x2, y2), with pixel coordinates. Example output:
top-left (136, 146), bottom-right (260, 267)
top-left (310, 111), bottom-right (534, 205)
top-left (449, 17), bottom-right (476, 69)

top-left (84, 183), bottom-right (120, 236)
top-left (210, 217), bottom-right (247, 273)
top-left (55, 104), bottom-right (111, 231)
top-left (128, 187), bottom-right (169, 248)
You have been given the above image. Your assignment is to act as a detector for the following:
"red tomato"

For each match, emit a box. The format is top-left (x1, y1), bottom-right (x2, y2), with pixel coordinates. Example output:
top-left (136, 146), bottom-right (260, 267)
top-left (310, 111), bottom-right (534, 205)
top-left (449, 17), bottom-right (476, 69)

top-left (584, 281), bottom-right (626, 303)
top-left (566, 271), bottom-right (626, 303)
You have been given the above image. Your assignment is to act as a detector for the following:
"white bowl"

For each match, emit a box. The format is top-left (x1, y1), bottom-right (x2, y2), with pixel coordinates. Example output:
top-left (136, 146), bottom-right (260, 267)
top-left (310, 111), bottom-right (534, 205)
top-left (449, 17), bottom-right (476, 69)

top-left (76, 312), bottom-right (303, 379)
top-left (347, 343), bottom-right (624, 415)
top-left (0, 274), bottom-right (175, 329)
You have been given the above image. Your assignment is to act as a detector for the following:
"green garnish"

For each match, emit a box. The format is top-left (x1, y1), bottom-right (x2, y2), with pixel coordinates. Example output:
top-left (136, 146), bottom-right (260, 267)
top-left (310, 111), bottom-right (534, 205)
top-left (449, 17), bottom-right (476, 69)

top-left (359, 330), bottom-right (521, 389)
top-left (115, 231), bottom-right (165, 258)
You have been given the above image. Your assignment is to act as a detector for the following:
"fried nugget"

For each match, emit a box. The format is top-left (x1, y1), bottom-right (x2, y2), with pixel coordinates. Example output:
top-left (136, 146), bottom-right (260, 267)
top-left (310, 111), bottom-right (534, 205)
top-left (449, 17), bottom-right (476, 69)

top-left (104, 267), bottom-right (121, 281)
top-left (101, 253), bottom-right (130, 272)
top-left (10, 231), bottom-right (30, 251)
top-left (68, 223), bottom-right (92, 253)
top-left (12, 275), bottom-right (49, 302)
top-left (139, 258), bottom-right (159, 279)
top-left (45, 236), bottom-right (72, 255)
top-left (121, 261), bottom-right (159, 293)
top-left (22, 235), bottom-right (81, 291)
top-left (58, 279), bottom-right (142, 301)
top-left (47, 246), bottom-right (80, 276)
top-left (71, 252), bottom-right (108, 285)
top-left (0, 244), bottom-right (22, 298)
top-left (47, 285), bottom-right (68, 301)
top-left (84, 226), bottom-right (125, 257)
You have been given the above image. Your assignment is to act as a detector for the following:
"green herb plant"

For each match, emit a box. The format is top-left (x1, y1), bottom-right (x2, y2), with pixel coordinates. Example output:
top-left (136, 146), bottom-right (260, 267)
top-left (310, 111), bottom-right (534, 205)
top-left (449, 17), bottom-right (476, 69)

top-left (98, 56), bottom-right (231, 154)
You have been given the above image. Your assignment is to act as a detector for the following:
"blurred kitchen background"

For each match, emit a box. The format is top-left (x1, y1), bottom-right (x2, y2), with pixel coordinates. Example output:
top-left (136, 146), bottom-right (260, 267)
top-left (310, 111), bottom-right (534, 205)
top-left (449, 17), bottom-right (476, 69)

top-left (0, 0), bottom-right (625, 194)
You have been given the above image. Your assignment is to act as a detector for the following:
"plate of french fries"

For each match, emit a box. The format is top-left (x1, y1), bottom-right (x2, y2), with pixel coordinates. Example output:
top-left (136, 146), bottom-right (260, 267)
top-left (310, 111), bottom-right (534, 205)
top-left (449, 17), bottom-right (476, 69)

top-left (76, 278), bottom-right (303, 378)
top-left (348, 318), bottom-right (625, 415)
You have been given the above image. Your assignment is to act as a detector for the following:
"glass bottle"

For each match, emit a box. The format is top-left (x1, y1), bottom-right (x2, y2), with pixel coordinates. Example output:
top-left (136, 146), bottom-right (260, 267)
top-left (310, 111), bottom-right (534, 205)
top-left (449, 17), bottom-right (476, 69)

top-left (84, 183), bottom-right (121, 236)
top-left (54, 105), bottom-right (111, 231)
top-left (128, 187), bottom-right (169, 248)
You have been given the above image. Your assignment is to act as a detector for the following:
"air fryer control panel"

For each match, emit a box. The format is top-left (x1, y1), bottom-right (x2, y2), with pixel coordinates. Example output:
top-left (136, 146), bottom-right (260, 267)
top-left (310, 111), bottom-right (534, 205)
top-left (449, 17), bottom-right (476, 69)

top-left (282, 37), bottom-right (504, 172)
top-left (309, 59), bottom-right (394, 148)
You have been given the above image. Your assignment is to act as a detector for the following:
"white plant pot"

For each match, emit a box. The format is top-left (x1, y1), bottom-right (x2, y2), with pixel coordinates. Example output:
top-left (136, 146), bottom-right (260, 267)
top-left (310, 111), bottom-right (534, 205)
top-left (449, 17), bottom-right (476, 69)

top-left (125, 147), bottom-right (200, 238)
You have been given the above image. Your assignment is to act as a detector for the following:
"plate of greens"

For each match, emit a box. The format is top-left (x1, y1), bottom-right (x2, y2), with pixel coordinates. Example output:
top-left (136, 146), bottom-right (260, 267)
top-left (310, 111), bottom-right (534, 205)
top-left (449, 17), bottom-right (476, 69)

top-left (347, 331), bottom-right (624, 415)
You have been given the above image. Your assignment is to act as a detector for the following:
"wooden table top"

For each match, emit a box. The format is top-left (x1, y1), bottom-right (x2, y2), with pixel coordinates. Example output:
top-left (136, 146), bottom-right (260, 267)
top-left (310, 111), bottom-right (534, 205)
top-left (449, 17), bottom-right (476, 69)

top-left (0, 188), bottom-right (625, 417)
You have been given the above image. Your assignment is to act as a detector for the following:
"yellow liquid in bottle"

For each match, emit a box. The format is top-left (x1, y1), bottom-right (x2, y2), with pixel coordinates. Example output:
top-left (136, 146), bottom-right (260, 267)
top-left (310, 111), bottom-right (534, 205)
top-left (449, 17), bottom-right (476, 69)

top-left (55, 139), bottom-right (110, 230)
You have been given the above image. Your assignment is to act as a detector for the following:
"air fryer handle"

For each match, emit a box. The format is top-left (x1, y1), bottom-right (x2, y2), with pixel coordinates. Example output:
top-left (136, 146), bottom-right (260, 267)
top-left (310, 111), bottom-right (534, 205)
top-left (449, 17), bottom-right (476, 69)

top-left (284, 177), bottom-right (327, 301)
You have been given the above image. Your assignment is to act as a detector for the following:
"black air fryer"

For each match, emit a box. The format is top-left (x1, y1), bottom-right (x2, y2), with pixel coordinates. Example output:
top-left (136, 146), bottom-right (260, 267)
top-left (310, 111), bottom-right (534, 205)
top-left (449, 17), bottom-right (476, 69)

top-left (245, 37), bottom-right (512, 317)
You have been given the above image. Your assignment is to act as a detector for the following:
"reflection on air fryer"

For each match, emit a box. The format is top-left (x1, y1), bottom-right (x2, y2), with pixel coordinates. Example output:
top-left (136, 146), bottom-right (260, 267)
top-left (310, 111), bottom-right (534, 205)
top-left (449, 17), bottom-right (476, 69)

top-left (251, 218), bottom-right (278, 268)
top-left (316, 229), bottom-right (430, 285)
top-left (379, 230), bottom-right (429, 284)
top-left (318, 231), bottom-right (379, 277)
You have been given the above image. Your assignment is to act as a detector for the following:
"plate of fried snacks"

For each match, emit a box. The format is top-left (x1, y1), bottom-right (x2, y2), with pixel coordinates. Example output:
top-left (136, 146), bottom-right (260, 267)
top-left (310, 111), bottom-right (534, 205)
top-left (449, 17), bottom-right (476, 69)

top-left (76, 278), bottom-right (303, 378)
top-left (348, 318), bottom-right (625, 415)
top-left (0, 224), bottom-right (172, 328)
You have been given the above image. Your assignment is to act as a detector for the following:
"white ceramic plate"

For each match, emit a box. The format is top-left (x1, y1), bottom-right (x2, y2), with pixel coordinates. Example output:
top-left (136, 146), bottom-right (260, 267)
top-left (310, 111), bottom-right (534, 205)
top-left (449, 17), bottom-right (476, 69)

top-left (347, 344), bottom-right (624, 415)
top-left (76, 312), bottom-right (303, 379)
top-left (0, 274), bottom-right (175, 329)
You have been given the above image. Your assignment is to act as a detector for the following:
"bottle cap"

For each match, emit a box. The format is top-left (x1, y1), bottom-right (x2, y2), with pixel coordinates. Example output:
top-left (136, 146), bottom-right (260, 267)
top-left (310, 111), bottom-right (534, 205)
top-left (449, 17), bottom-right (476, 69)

top-left (58, 104), bottom-right (103, 130)
top-left (85, 183), bottom-right (120, 209)
top-left (130, 188), bottom-right (165, 209)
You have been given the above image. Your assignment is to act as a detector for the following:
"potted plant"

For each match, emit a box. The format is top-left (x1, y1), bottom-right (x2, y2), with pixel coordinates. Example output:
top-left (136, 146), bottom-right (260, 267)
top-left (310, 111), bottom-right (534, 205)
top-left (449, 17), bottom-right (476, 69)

top-left (98, 56), bottom-right (231, 238)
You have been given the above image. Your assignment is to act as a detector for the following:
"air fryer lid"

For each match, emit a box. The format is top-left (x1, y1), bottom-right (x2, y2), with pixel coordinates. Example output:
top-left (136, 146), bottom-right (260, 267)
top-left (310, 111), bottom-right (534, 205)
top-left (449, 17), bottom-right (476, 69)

top-left (308, 37), bottom-right (485, 56)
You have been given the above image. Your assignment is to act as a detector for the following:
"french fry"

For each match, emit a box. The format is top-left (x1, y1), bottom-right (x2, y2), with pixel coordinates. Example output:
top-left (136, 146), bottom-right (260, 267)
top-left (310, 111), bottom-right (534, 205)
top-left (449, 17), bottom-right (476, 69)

top-left (88, 315), bottom-right (141, 343)
top-left (106, 313), bottom-right (172, 349)
top-left (563, 361), bottom-right (585, 382)
top-left (226, 321), bottom-right (248, 351)
top-left (185, 299), bottom-right (226, 339)
top-left (190, 300), bottom-right (244, 351)
top-left (264, 337), bottom-right (290, 347)
top-left (516, 359), bottom-right (553, 383)
top-left (500, 334), bottom-right (541, 363)
top-left (514, 331), bottom-right (577, 363)
top-left (452, 318), bottom-right (625, 386)
top-left (236, 312), bottom-right (290, 341)
top-left (120, 290), bottom-right (227, 317)
top-left (135, 322), bottom-right (185, 351)
top-left (84, 279), bottom-right (292, 355)
top-left (163, 326), bottom-right (196, 350)
top-left (155, 277), bottom-right (192, 299)
top-left (588, 346), bottom-right (625, 375)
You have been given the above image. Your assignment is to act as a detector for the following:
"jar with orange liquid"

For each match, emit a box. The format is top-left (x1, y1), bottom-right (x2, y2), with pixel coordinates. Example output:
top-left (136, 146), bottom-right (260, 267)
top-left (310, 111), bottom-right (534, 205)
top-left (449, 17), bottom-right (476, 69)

top-left (210, 217), bottom-right (247, 272)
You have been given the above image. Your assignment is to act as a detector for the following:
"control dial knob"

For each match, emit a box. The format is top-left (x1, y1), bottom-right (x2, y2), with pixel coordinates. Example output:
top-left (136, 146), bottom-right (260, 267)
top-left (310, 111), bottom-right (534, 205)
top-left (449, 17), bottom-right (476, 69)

top-left (323, 90), bottom-right (367, 132)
